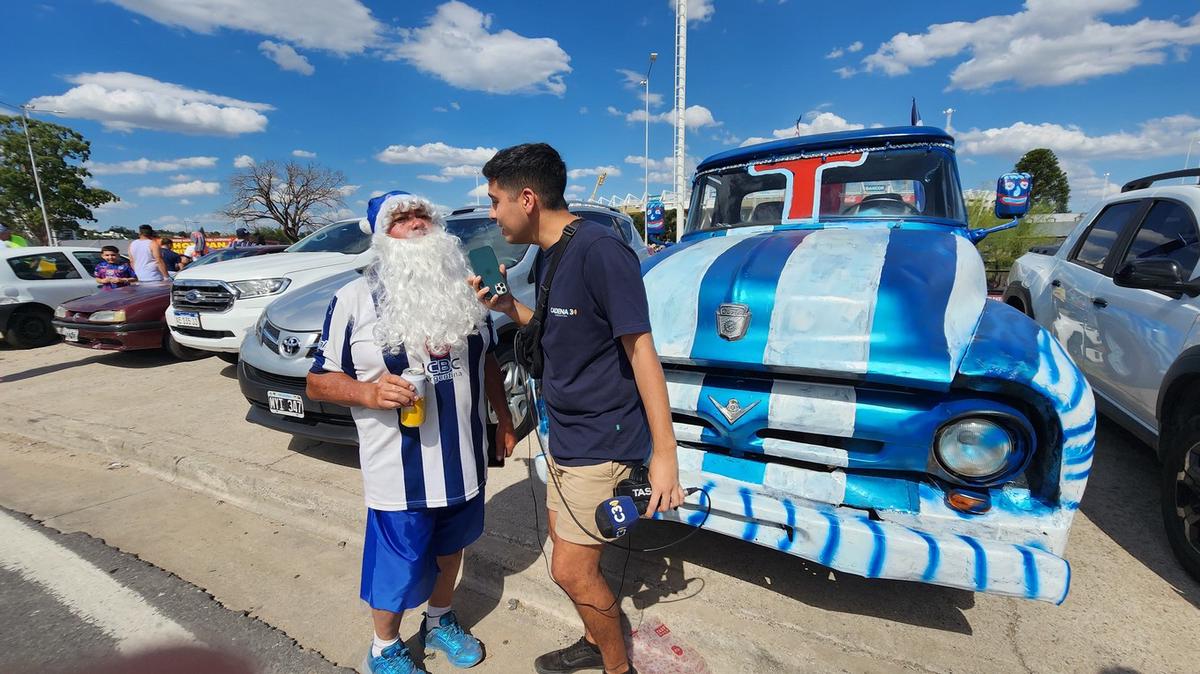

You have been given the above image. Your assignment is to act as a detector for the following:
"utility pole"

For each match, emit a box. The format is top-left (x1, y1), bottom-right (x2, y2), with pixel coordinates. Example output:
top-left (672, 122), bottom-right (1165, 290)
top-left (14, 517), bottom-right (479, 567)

top-left (672, 0), bottom-right (687, 242)
top-left (641, 51), bottom-right (657, 245)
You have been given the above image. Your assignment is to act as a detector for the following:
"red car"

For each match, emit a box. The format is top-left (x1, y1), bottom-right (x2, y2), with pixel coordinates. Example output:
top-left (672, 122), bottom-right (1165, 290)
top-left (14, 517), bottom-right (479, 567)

top-left (51, 245), bottom-right (286, 359)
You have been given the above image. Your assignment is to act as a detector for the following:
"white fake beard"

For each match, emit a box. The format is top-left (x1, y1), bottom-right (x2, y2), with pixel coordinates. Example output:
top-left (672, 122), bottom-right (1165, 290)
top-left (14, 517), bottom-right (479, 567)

top-left (368, 227), bottom-right (488, 355)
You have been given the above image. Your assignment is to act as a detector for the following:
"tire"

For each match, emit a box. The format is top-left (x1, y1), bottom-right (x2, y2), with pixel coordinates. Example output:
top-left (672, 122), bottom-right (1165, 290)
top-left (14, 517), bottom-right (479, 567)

top-left (1161, 414), bottom-right (1200, 582)
top-left (216, 352), bottom-right (239, 365)
top-left (164, 331), bottom-right (211, 361)
top-left (4, 306), bottom-right (56, 349)
top-left (493, 339), bottom-right (534, 440)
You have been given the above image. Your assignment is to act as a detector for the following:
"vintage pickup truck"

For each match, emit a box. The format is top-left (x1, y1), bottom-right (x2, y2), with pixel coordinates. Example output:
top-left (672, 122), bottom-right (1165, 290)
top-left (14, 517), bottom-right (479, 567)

top-left (533, 126), bottom-right (1096, 603)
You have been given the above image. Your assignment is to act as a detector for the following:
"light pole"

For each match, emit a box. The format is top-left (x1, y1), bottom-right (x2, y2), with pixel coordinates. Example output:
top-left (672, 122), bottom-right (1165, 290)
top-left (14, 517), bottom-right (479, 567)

top-left (942, 107), bottom-right (956, 131)
top-left (1184, 136), bottom-right (1200, 184)
top-left (1, 101), bottom-right (63, 246)
top-left (641, 51), bottom-right (657, 245)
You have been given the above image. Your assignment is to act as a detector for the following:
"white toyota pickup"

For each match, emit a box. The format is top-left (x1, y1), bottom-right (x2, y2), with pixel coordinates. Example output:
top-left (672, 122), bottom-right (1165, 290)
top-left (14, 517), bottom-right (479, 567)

top-left (166, 219), bottom-right (368, 357)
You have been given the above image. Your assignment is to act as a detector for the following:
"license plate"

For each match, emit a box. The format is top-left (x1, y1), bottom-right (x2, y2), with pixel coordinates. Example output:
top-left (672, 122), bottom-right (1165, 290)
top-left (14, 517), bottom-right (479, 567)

top-left (268, 391), bottom-right (304, 418)
top-left (58, 327), bottom-right (79, 342)
top-left (174, 311), bottom-right (201, 328)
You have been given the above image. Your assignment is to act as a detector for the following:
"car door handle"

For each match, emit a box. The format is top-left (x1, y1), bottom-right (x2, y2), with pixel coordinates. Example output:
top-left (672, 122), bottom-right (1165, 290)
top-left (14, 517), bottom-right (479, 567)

top-left (1092, 297), bottom-right (1109, 308)
top-left (1050, 279), bottom-right (1062, 287)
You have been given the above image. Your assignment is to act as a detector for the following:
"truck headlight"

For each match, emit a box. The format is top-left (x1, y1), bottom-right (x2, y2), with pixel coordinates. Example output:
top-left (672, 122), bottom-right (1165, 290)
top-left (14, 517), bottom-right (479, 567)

top-left (231, 278), bottom-right (290, 299)
top-left (935, 417), bottom-right (1015, 480)
top-left (89, 310), bottom-right (127, 323)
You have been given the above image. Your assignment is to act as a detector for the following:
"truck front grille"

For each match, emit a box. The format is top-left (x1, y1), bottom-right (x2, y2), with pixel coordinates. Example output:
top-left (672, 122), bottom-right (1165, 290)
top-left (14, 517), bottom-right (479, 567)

top-left (172, 280), bottom-right (235, 312)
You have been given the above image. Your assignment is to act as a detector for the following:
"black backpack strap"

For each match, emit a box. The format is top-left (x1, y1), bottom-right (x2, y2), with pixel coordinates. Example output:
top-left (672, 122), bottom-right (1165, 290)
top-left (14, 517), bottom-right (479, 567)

top-left (520, 220), bottom-right (581, 379)
top-left (532, 220), bottom-right (580, 322)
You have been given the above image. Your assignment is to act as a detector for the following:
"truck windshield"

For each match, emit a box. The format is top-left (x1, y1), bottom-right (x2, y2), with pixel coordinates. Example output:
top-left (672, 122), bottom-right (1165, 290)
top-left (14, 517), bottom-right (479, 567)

top-left (446, 217), bottom-right (530, 268)
top-left (687, 146), bottom-right (967, 233)
top-left (285, 220), bottom-right (371, 254)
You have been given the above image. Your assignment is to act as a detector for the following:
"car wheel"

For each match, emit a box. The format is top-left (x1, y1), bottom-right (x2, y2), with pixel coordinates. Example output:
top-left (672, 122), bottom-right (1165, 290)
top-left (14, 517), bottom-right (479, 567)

top-left (492, 340), bottom-right (533, 440)
top-left (4, 306), bottom-right (56, 349)
top-left (164, 331), bottom-right (211, 361)
top-left (216, 352), bottom-right (239, 365)
top-left (1162, 414), bottom-right (1200, 581)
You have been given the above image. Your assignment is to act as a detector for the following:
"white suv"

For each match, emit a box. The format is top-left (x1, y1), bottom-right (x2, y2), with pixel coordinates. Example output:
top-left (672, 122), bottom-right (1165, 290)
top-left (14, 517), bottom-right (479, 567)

top-left (1003, 169), bottom-right (1200, 580)
top-left (166, 219), bottom-right (368, 358)
top-left (1, 246), bottom-right (114, 348)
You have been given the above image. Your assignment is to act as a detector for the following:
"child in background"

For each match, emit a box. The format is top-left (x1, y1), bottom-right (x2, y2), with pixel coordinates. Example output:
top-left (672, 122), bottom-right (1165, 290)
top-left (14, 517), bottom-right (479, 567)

top-left (94, 245), bottom-right (136, 290)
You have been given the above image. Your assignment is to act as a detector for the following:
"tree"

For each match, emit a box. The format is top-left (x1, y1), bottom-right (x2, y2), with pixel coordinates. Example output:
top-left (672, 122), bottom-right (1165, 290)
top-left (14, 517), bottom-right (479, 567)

top-left (1015, 148), bottom-right (1070, 213)
top-left (222, 160), bottom-right (347, 242)
top-left (969, 192), bottom-right (1056, 278)
top-left (0, 115), bottom-right (117, 243)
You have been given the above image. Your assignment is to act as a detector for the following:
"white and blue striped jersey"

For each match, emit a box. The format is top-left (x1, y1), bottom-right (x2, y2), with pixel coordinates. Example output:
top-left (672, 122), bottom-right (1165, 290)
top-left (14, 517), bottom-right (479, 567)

top-left (311, 276), bottom-right (495, 511)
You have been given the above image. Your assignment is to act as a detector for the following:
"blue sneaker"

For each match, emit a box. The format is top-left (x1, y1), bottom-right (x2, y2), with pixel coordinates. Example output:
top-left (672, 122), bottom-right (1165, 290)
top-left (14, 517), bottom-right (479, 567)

top-left (420, 610), bottom-right (484, 668)
top-left (362, 642), bottom-right (426, 674)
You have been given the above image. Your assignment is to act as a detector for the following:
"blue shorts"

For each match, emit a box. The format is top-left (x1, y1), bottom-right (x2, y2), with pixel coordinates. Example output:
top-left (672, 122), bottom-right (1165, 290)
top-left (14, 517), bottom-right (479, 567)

top-left (360, 496), bottom-right (485, 613)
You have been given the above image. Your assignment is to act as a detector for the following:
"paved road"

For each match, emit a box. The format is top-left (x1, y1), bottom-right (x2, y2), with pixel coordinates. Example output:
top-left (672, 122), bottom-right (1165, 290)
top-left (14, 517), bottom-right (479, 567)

top-left (0, 507), bottom-right (348, 674)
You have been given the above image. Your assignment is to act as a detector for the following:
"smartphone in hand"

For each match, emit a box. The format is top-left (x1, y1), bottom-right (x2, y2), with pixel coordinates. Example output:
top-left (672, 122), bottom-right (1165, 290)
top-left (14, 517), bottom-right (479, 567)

top-left (468, 246), bottom-right (509, 299)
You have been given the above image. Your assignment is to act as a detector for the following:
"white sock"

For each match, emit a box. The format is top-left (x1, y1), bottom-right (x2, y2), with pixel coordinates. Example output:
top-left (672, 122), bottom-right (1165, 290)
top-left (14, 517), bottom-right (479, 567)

top-left (372, 634), bottom-right (399, 658)
top-left (425, 604), bottom-right (451, 630)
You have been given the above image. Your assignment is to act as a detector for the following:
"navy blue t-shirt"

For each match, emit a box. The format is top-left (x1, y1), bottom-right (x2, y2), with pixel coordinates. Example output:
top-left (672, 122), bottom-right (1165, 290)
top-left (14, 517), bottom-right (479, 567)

top-left (536, 220), bottom-right (652, 466)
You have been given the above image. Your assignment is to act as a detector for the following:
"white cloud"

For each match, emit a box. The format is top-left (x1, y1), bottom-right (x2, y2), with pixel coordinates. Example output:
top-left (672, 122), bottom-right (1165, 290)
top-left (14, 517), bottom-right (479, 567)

top-left (87, 155), bottom-right (218, 175)
top-left (233, 154), bottom-right (255, 168)
top-left (258, 40), bottom-right (314, 75)
top-left (179, 199), bottom-right (192, 205)
top-left (95, 199), bottom-right (137, 211)
top-left (740, 110), bottom-right (867, 146)
top-left (337, 184), bottom-right (360, 197)
top-left (433, 106), bottom-right (449, 113)
top-left (30, 71), bottom-right (273, 135)
top-left (834, 66), bottom-right (856, 78)
top-left (847, 41), bottom-right (863, 53)
top-left (568, 166), bottom-right (622, 179)
top-left (861, 1), bottom-right (1200, 90)
top-left (441, 164), bottom-right (481, 177)
top-left (418, 174), bottom-right (454, 183)
top-left (389, 1), bottom-right (571, 95)
top-left (621, 104), bottom-right (721, 130)
top-left (169, 174), bottom-right (193, 182)
top-left (451, 101), bottom-right (461, 110)
top-left (579, 106), bottom-right (589, 114)
top-left (624, 154), bottom-right (698, 184)
top-left (670, 0), bottom-right (714, 23)
top-left (827, 40), bottom-right (864, 59)
top-left (375, 142), bottom-right (496, 166)
top-left (955, 114), bottom-right (1200, 159)
top-left (468, 183), bottom-right (489, 199)
top-left (825, 48), bottom-right (844, 59)
top-left (106, 0), bottom-right (382, 53)
top-left (292, 149), bottom-right (317, 158)
top-left (135, 180), bottom-right (220, 197)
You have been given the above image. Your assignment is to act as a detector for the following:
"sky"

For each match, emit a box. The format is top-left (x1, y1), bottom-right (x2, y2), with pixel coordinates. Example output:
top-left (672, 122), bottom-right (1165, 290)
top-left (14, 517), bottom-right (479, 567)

top-left (2, 0), bottom-right (1198, 232)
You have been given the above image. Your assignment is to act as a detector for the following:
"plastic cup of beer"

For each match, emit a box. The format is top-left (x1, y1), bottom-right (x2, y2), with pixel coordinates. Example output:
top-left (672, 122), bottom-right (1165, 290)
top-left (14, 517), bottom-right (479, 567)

top-left (399, 367), bottom-right (427, 427)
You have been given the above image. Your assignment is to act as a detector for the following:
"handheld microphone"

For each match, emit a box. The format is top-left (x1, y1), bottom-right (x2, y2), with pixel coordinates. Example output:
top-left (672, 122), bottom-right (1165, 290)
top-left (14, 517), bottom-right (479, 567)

top-left (595, 496), bottom-right (640, 539)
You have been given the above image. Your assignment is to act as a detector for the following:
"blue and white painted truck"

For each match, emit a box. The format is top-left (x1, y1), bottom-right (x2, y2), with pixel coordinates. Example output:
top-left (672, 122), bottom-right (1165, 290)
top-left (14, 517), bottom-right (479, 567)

top-left (534, 126), bottom-right (1095, 603)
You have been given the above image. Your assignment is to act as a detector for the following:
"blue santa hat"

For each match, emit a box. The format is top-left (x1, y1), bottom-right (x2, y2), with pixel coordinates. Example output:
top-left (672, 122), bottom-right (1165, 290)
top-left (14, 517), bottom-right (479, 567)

top-left (360, 190), bottom-right (442, 234)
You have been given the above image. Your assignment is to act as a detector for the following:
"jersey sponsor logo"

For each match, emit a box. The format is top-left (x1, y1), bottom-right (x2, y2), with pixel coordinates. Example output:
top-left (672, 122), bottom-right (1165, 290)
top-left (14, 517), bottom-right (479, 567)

top-left (427, 355), bottom-right (463, 383)
top-left (549, 306), bottom-right (579, 317)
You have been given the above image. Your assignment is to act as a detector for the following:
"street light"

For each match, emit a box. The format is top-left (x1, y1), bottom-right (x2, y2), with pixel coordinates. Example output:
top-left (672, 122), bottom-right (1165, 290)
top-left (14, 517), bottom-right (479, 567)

top-left (1, 100), bottom-right (64, 246)
top-left (641, 51), bottom-right (657, 246)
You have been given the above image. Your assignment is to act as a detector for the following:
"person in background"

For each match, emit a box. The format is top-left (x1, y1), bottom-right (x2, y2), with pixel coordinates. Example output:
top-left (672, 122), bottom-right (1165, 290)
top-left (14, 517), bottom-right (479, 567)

top-left (128, 224), bottom-right (169, 282)
top-left (94, 245), bottom-right (136, 290)
top-left (230, 227), bottom-right (253, 248)
top-left (0, 223), bottom-right (14, 248)
top-left (159, 236), bottom-right (182, 272)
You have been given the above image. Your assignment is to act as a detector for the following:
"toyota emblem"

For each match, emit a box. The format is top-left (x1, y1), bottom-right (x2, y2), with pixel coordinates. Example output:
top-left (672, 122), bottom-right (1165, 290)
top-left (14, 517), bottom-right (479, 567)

top-left (281, 336), bottom-right (301, 356)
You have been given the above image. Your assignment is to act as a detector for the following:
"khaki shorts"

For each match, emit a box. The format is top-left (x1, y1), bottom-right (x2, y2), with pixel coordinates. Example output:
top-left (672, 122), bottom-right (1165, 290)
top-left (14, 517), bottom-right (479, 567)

top-left (544, 454), bottom-right (634, 546)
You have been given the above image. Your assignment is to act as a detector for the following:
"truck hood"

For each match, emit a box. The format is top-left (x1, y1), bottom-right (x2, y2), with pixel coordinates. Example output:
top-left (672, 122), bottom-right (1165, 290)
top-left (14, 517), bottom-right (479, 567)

top-left (265, 268), bottom-right (362, 331)
top-left (175, 251), bottom-right (361, 282)
top-left (62, 281), bottom-right (170, 312)
top-left (642, 226), bottom-right (987, 390)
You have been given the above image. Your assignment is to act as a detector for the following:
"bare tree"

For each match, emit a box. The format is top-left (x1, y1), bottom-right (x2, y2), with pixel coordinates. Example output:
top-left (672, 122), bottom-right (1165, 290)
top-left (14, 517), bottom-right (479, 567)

top-left (222, 160), bottom-right (347, 242)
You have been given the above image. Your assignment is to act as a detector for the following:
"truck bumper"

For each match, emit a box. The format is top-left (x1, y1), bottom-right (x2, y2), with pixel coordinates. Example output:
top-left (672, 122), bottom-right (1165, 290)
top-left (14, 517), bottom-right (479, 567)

top-left (531, 445), bottom-right (1070, 603)
top-left (52, 319), bottom-right (164, 351)
top-left (165, 301), bottom-right (265, 353)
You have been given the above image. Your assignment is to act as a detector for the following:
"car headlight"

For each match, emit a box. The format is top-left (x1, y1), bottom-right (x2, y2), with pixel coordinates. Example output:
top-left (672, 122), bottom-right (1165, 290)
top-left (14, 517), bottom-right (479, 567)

top-left (89, 310), bottom-right (127, 323)
top-left (230, 278), bottom-right (290, 299)
top-left (55, 305), bottom-right (68, 318)
top-left (254, 312), bottom-right (268, 339)
top-left (935, 417), bottom-right (1015, 480)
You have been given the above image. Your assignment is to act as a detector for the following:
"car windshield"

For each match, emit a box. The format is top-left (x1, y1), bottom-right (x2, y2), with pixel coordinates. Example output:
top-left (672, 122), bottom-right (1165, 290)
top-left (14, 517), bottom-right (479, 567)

top-left (188, 247), bottom-right (254, 268)
top-left (285, 220), bottom-right (371, 254)
top-left (446, 216), bottom-right (530, 268)
top-left (687, 146), bottom-right (967, 233)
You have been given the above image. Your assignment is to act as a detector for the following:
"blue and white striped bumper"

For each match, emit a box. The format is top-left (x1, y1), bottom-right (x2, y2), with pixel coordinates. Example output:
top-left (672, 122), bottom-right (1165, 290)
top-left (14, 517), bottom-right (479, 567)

top-left (532, 445), bottom-right (1071, 603)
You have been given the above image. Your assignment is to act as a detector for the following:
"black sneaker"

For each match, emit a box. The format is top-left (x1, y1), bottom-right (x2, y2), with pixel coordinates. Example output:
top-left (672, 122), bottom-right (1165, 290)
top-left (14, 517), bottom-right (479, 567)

top-left (533, 636), bottom-right (604, 673)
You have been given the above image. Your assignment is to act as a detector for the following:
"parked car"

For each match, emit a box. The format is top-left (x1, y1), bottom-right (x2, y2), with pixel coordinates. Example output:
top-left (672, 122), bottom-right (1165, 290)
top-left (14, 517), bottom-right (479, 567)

top-left (166, 220), bottom-right (367, 361)
top-left (526, 126), bottom-right (1096, 603)
top-left (0, 247), bottom-right (119, 348)
top-left (237, 203), bottom-right (648, 445)
top-left (183, 244), bottom-right (287, 269)
top-left (1003, 168), bottom-right (1200, 580)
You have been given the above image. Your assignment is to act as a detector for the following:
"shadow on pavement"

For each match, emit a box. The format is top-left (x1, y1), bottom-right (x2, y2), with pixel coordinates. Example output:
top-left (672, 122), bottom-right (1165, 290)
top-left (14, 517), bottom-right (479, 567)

top-left (459, 459), bottom-right (977, 639)
top-left (0, 348), bottom-right (177, 383)
top-left (286, 437), bottom-right (360, 469)
top-left (1080, 417), bottom-right (1200, 610)
top-left (218, 364), bottom-right (238, 380)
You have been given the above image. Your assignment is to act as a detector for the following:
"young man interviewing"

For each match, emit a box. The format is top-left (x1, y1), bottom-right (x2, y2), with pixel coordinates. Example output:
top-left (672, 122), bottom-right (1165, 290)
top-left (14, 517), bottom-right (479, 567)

top-left (470, 144), bottom-right (683, 674)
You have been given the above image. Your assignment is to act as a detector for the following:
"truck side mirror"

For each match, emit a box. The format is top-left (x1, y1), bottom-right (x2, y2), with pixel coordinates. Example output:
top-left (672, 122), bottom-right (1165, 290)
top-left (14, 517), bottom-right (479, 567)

top-left (994, 172), bottom-right (1033, 219)
top-left (1114, 257), bottom-right (1200, 296)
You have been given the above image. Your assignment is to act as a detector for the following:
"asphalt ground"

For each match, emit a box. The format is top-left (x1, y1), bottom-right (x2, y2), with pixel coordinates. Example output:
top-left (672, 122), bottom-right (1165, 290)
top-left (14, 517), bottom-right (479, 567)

top-left (2, 341), bottom-right (1199, 672)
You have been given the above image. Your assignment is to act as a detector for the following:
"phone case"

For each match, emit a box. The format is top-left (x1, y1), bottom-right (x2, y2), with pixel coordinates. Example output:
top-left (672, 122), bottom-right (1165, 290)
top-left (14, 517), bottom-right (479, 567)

top-left (468, 246), bottom-right (509, 297)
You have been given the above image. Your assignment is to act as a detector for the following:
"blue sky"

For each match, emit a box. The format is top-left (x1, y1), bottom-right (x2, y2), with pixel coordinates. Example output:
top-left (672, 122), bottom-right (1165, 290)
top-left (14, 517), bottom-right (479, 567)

top-left (2, 0), bottom-right (1198, 232)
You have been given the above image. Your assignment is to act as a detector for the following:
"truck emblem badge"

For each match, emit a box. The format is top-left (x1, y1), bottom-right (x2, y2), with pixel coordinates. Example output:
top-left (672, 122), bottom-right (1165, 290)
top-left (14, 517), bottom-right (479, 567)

top-left (184, 289), bottom-right (202, 304)
top-left (708, 395), bottom-right (760, 424)
top-left (281, 336), bottom-right (301, 356)
top-left (716, 303), bottom-right (751, 341)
